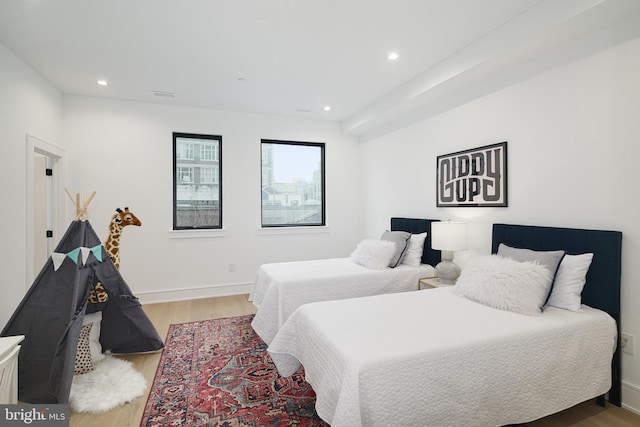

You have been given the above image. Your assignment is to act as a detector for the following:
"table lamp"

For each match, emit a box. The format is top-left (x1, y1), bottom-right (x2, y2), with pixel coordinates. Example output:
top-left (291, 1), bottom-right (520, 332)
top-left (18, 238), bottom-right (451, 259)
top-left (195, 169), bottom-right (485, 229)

top-left (431, 220), bottom-right (468, 284)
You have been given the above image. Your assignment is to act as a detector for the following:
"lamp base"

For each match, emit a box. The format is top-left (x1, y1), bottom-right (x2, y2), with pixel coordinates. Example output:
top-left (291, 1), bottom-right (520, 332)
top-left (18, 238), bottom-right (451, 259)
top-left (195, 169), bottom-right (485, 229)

top-left (435, 250), bottom-right (460, 285)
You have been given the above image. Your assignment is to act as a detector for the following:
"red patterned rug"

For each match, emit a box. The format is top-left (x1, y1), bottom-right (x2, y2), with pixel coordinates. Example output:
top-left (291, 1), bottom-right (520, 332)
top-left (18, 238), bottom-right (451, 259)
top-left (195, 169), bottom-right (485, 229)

top-left (140, 314), bottom-right (327, 426)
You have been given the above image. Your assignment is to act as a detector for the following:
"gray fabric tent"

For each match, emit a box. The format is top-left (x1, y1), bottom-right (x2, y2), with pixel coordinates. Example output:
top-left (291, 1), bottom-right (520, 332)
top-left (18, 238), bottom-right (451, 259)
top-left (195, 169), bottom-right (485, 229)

top-left (1, 220), bottom-right (164, 404)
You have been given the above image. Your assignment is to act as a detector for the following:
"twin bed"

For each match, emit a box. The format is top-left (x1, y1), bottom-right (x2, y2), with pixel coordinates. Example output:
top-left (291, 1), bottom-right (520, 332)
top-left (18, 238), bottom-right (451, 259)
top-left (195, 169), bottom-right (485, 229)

top-left (254, 221), bottom-right (622, 426)
top-left (249, 218), bottom-right (441, 344)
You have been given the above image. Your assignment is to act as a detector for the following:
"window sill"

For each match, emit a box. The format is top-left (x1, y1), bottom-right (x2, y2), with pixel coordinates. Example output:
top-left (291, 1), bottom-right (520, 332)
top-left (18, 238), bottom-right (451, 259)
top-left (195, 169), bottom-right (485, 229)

top-left (168, 229), bottom-right (227, 239)
top-left (259, 226), bottom-right (330, 236)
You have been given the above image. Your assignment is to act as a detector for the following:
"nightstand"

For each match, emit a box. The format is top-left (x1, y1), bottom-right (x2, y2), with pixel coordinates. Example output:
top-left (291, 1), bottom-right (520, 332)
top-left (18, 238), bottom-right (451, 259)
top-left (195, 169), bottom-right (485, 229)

top-left (418, 277), bottom-right (454, 290)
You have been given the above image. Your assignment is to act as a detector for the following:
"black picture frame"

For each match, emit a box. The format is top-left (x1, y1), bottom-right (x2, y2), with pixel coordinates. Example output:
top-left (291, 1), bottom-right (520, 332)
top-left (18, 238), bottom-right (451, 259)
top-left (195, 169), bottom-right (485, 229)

top-left (436, 141), bottom-right (508, 207)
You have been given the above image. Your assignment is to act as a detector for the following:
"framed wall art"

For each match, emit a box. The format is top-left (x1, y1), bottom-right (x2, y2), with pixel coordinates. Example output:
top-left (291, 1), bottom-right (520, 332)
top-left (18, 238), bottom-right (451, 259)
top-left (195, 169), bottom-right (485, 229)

top-left (436, 141), bottom-right (508, 207)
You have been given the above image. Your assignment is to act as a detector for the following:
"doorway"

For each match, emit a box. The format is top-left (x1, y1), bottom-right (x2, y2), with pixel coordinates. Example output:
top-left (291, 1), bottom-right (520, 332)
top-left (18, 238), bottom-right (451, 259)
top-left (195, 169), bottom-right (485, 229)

top-left (26, 134), bottom-right (65, 285)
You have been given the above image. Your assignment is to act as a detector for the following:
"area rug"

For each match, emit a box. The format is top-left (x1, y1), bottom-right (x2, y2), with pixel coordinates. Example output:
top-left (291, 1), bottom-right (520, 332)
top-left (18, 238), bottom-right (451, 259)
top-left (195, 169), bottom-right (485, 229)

top-left (70, 355), bottom-right (147, 413)
top-left (140, 314), bottom-right (327, 426)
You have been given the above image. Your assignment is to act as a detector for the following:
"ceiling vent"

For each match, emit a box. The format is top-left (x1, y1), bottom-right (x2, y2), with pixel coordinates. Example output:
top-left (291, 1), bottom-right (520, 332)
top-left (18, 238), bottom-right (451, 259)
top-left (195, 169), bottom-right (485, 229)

top-left (152, 90), bottom-right (176, 98)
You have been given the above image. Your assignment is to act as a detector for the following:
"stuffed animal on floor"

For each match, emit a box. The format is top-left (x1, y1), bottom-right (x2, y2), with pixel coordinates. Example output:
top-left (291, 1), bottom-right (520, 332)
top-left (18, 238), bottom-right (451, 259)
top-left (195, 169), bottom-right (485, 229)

top-left (104, 207), bottom-right (142, 269)
top-left (88, 207), bottom-right (142, 304)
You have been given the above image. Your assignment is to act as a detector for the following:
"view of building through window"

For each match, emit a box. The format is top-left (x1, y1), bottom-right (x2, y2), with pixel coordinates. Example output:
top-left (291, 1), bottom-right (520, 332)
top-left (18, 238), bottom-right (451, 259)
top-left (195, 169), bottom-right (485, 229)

top-left (261, 140), bottom-right (325, 227)
top-left (173, 133), bottom-right (222, 229)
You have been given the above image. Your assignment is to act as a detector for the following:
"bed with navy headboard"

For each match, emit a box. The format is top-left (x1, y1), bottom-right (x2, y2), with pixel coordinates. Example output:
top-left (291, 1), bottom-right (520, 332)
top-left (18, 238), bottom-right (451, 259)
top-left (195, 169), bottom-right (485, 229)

top-left (249, 217), bottom-right (441, 345)
top-left (267, 222), bottom-right (623, 426)
top-left (492, 223), bottom-right (623, 405)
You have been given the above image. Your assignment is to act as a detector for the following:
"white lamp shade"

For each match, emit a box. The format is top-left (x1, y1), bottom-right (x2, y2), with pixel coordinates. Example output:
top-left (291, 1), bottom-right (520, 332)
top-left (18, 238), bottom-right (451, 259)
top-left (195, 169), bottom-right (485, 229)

top-left (431, 221), bottom-right (468, 251)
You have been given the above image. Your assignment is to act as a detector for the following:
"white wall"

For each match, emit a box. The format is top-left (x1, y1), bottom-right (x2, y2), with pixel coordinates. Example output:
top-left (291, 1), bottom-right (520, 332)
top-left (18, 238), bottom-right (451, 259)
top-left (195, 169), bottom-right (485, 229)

top-left (360, 36), bottom-right (640, 410)
top-left (62, 96), bottom-right (362, 302)
top-left (0, 43), bottom-right (63, 328)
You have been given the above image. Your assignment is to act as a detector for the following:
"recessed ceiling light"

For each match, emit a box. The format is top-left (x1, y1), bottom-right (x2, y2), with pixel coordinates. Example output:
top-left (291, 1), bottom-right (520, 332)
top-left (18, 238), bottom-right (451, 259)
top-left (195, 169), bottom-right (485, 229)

top-left (96, 79), bottom-right (108, 86)
top-left (323, 106), bottom-right (331, 111)
top-left (387, 52), bottom-right (399, 61)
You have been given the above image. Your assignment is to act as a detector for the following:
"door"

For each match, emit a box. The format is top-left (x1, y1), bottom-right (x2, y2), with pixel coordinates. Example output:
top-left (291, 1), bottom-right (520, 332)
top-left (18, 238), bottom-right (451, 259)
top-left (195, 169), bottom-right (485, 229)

top-left (33, 153), bottom-right (55, 273)
top-left (26, 134), bottom-right (65, 285)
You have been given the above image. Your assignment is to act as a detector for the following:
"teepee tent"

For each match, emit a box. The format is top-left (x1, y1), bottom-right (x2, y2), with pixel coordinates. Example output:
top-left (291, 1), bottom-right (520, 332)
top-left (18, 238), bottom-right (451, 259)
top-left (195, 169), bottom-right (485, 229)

top-left (1, 192), bottom-right (164, 404)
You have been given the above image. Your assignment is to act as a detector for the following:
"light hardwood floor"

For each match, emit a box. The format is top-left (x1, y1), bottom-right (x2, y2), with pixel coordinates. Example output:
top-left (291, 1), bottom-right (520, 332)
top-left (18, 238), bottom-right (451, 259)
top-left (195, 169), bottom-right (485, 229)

top-left (70, 294), bottom-right (640, 426)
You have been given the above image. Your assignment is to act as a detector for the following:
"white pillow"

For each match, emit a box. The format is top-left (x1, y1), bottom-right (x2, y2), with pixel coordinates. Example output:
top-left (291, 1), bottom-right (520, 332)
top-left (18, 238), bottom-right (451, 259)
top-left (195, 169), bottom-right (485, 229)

top-left (545, 253), bottom-right (593, 312)
top-left (401, 232), bottom-right (427, 267)
top-left (451, 255), bottom-right (552, 316)
top-left (82, 311), bottom-right (105, 363)
top-left (350, 239), bottom-right (396, 270)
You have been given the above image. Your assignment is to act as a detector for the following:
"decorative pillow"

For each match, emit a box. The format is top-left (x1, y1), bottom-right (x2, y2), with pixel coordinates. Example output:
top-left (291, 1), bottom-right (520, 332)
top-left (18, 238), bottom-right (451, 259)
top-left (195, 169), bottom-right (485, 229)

top-left (545, 253), bottom-right (593, 312)
top-left (497, 244), bottom-right (565, 304)
top-left (380, 230), bottom-right (411, 268)
top-left (497, 244), bottom-right (565, 276)
top-left (451, 254), bottom-right (553, 316)
top-left (82, 311), bottom-right (105, 363)
top-left (350, 239), bottom-right (396, 270)
top-left (74, 323), bottom-right (94, 375)
top-left (401, 232), bottom-right (427, 267)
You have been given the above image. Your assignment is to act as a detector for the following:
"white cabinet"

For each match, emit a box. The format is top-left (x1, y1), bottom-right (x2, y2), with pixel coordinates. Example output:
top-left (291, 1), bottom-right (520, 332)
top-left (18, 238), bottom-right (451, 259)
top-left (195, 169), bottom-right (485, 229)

top-left (0, 335), bottom-right (24, 404)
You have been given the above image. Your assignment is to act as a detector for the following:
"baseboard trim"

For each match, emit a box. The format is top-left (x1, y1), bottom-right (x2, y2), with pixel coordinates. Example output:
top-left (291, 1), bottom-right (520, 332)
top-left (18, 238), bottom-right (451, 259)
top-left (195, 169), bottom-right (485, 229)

top-left (135, 282), bottom-right (253, 305)
top-left (622, 380), bottom-right (640, 415)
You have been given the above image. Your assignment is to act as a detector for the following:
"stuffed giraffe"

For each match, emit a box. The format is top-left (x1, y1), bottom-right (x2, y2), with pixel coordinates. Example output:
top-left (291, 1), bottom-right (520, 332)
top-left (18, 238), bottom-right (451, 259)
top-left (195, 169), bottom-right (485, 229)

top-left (88, 207), bottom-right (142, 305)
top-left (104, 207), bottom-right (142, 269)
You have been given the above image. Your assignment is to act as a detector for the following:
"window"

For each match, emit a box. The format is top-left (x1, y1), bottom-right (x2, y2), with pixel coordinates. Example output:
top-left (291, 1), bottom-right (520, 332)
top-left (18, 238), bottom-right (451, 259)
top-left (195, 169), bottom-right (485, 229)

top-left (261, 139), bottom-right (325, 227)
top-left (200, 166), bottom-right (218, 184)
top-left (201, 144), bottom-right (218, 161)
top-left (176, 167), bottom-right (194, 184)
top-left (173, 133), bottom-right (222, 229)
top-left (176, 143), bottom-right (194, 160)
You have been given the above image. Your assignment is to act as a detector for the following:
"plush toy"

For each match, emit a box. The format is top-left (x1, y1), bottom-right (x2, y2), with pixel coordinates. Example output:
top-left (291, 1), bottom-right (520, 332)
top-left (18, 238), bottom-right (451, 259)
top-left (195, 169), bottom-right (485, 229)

top-left (88, 207), bottom-right (141, 305)
top-left (104, 207), bottom-right (142, 269)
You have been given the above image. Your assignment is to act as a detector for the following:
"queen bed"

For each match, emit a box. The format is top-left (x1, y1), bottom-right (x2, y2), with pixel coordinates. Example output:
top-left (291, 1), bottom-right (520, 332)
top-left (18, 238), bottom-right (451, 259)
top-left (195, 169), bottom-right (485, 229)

top-left (267, 223), bottom-right (623, 426)
top-left (249, 218), bottom-right (441, 344)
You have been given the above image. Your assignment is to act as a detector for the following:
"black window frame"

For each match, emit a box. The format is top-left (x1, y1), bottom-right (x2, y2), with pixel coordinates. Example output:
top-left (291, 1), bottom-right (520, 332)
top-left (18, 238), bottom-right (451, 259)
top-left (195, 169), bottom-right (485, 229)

top-left (261, 139), bottom-right (326, 228)
top-left (173, 132), bottom-right (223, 230)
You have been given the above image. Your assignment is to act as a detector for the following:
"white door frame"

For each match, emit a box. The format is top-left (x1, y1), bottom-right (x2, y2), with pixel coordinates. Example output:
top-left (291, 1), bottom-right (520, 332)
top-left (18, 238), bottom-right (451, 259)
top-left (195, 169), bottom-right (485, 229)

top-left (25, 133), bottom-right (65, 285)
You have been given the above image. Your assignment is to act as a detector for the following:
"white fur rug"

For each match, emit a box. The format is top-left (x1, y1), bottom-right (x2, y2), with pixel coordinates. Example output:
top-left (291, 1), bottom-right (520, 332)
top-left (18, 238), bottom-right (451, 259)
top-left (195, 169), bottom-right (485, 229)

top-left (69, 355), bottom-right (147, 413)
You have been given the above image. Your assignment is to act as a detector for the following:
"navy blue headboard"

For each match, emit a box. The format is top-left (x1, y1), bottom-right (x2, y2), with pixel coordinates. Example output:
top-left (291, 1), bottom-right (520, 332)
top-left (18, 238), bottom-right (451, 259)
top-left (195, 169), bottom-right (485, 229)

top-left (492, 223), bottom-right (622, 406)
top-left (390, 218), bottom-right (441, 266)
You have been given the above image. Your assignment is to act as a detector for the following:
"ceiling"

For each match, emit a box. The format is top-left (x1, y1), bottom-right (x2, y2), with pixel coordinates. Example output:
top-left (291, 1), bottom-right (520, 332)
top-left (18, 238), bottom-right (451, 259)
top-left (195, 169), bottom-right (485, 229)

top-left (1, 0), bottom-right (640, 141)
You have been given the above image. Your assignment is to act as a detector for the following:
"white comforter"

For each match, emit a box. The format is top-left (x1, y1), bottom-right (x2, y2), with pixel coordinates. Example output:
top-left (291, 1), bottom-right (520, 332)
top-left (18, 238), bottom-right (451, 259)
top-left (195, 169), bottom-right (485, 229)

top-left (249, 258), bottom-right (434, 344)
top-left (268, 288), bottom-right (617, 427)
